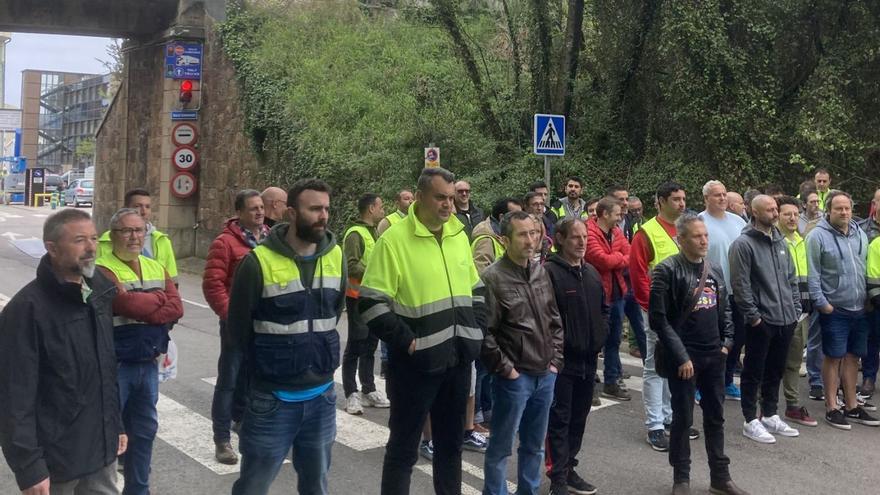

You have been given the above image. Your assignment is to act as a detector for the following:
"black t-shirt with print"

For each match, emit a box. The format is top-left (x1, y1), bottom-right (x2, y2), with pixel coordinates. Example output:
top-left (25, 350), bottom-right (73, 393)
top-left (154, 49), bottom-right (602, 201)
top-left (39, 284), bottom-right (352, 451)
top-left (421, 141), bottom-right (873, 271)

top-left (681, 268), bottom-right (721, 355)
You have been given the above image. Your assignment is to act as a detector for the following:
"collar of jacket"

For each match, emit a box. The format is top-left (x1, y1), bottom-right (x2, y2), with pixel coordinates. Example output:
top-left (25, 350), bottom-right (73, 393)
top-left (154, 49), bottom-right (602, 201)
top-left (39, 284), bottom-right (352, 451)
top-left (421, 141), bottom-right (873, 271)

top-left (37, 254), bottom-right (113, 304)
top-left (499, 253), bottom-right (534, 281)
top-left (742, 222), bottom-right (784, 243)
top-left (547, 254), bottom-right (583, 275)
top-left (409, 201), bottom-right (466, 239)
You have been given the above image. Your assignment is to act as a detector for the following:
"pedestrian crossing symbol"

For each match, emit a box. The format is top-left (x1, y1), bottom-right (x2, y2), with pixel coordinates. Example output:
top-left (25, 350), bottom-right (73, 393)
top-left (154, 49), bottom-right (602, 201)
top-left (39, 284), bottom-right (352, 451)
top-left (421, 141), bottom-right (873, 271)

top-left (533, 114), bottom-right (565, 156)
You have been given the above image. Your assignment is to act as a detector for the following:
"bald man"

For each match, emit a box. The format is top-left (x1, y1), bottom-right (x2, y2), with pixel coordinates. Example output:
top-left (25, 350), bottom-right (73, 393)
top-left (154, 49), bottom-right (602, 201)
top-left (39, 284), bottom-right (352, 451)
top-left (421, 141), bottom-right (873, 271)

top-left (726, 192), bottom-right (746, 221)
top-left (261, 187), bottom-right (288, 227)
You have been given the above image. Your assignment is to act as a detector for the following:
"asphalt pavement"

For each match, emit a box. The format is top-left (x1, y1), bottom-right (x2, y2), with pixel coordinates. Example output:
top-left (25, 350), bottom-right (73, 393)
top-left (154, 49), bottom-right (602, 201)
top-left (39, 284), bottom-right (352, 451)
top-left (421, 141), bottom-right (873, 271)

top-left (0, 204), bottom-right (878, 494)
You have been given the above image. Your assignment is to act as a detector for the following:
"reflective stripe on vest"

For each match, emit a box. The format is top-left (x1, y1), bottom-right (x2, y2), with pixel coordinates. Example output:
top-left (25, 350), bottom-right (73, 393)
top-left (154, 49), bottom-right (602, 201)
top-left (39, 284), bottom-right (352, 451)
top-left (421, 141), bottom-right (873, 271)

top-left (471, 234), bottom-right (505, 261)
top-left (641, 217), bottom-right (679, 269)
top-left (98, 229), bottom-right (178, 282)
top-left (868, 237), bottom-right (880, 301)
top-left (252, 243), bottom-right (343, 335)
top-left (96, 253), bottom-right (168, 327)
top-left (343, 224), bottom-right (376, 298)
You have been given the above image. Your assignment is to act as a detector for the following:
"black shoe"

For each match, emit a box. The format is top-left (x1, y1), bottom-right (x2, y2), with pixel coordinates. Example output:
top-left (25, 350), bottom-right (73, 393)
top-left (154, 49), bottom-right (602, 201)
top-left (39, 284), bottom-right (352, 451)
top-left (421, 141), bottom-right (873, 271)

top-left (709, 479), bottom-right (749, 495)
top-left (809, 386), bottom-right (824, 401)
top-left (825, 408), bottom-right (852, 430)
top-left (844, 406), bottom-right (880, 426)
top-left (688, 427), bottom-right (700, 440)
top-left (647, 429), bottom-right (669, 451)
top-left (602, 383), bottom-right (632, 401)
top-left (567, 471), bottom-right (597, 495)
top-left (672, 481), bottom-right (691, 495)
top-left (861, 378), bottom-right (875, 399)
top-left (549, 481), bottom-right (568, 495)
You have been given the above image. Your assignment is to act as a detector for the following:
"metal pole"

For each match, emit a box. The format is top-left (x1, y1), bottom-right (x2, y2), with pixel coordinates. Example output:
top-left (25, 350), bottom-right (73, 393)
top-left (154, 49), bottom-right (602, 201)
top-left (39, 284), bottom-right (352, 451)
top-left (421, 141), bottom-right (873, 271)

top-left (543, 155), bottom-right (550, 188)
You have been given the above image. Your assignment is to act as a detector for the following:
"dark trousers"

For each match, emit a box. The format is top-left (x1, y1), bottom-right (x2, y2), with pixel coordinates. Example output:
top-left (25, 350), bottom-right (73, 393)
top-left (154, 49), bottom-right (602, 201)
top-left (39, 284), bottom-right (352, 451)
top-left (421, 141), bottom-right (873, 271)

top-left (381, 359), bottom-right (470, 495)
top-left (668, 351), bottom-right (730, 485)
top-left (341, 336), bottom-right (379, 397)
top-left (624, 290), bottom-right (647, 357)
top-left (546, 370), bottom-right (596, 483)
top-left (211, 319), bottom-right (247, 442)
top-left (725, 298), bottom-right (747, 386)
top-left (740, 322), bottom-right (796, 421)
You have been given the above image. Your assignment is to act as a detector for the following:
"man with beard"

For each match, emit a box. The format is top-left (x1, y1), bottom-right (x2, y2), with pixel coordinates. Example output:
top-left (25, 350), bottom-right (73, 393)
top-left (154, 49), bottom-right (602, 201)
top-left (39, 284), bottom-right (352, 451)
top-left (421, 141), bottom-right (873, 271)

top-left (96, 209), bottom-right (183, 495)
top-left (551, 176), bottom-right (589, 221)
top-left (228, 179), bottom-right (347, 495)
top-left (360, 167), bottom-right (487, 495)
top-left (0, 209), bottom-right (126, 495)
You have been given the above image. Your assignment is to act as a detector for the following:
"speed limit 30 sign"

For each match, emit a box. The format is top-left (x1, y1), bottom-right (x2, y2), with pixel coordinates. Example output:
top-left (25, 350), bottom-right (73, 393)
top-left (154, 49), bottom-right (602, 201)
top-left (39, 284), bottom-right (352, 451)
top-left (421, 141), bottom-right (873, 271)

top-left (172, 145), bottom-right (199, 171)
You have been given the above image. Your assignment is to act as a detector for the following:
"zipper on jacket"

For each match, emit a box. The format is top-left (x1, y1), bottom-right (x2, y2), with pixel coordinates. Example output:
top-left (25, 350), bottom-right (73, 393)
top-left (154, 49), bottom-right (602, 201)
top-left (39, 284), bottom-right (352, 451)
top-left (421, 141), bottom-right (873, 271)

top-left (435, 236), bottom-right (458, 342)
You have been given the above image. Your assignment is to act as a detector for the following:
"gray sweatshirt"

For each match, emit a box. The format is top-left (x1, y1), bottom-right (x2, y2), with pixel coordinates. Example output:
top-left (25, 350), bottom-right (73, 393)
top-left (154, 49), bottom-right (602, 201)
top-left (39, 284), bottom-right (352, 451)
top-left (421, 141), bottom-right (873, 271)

top-left (729, 223), bottom-right (801, 326)
top-left (805, 217), bottom-right (868, 312)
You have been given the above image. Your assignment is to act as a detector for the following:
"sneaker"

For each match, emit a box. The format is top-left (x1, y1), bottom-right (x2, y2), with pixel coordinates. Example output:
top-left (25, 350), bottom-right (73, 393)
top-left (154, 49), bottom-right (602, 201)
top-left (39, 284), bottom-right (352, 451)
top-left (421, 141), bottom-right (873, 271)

top-left (809, 386), bottom-right (824, 401)
top-left (646, 429), bottom-right (669, 452)
top-left (689, 427), bottom-right (700, 440)
top-left (473, 422), bottom-right (491, 438)
top-left (824, 408), bottom-right (851, 430)
top-left (857, 393), bottom-right (877, 412)
top-left (591, 386), bottom-right (602, 407)
top-left (419, 440), bottom-right (434, 461)
top-left (844, 406), bottom-right (880, 426)
top-left (784, 406), bottom-right (818, 427)
top-left (548, 481), bottom-right (568, 495)
top-left (760, 414), bottom-right (799, 437)
top-left (742, 419), bottom-right (776, 444)
top-left (725, 383), bottom-right (741, 401)
top-left (214, 441), bottom-right (238, 465)
top-left (601, 383), bottom-right (632, 401)
top-left (695, 390), bottom-right (701, 404)
top-left (566, 470), bottom-right (597, 495)
top-left (861, 378), bottom-right (875, 398)
top-left (361, 390), bottom-right (390, 408)
top-left (345, 392), bottom-right (364, 415)
top-left (463, 430), bottom-right (488, 453)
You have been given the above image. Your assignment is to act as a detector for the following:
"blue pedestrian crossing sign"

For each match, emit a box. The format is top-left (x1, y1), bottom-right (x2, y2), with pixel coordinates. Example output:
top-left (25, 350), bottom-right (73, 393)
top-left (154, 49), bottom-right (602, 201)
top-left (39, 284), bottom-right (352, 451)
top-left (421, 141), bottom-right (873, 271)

top-left (533, 114), bottom-right (565, 156)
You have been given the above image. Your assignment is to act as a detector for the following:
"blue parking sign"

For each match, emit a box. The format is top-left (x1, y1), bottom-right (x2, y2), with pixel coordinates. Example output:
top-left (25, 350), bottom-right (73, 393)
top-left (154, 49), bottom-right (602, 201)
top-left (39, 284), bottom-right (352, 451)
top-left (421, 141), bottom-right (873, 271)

top-left (533, 114), bottom-right (565, 156)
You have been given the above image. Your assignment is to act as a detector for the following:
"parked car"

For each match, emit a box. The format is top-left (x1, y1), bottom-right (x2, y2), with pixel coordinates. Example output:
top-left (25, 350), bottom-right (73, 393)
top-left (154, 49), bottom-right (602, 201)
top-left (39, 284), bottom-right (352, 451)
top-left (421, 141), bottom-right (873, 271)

top-left (64, 178), bottom-right (94, 207)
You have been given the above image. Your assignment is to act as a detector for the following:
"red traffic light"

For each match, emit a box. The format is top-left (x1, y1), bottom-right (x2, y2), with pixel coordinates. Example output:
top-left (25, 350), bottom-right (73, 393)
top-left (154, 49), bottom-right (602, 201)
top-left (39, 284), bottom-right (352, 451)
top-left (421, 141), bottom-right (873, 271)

top-left (179, 80), bottom-right (194, 103)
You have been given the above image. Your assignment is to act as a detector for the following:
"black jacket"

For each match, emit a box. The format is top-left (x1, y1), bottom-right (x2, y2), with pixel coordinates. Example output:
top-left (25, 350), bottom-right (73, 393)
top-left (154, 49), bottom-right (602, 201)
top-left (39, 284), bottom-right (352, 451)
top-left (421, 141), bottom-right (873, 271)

top-left (0, 256), bottom-right (121, 490)
top-left (544, 255), bottom-right (609, 377)
top-left (454, 204), bottom-right (485, 240)
top-left (649, 254), bottom-right (734, 371)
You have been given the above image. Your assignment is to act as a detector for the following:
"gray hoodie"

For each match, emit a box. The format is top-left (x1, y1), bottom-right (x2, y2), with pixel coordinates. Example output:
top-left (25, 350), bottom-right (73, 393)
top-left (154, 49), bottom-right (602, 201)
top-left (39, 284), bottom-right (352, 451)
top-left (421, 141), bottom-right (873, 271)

top-left (805, 217), bottom-right (868, 312)
top-left (729, 223), bottom-right (801, 326)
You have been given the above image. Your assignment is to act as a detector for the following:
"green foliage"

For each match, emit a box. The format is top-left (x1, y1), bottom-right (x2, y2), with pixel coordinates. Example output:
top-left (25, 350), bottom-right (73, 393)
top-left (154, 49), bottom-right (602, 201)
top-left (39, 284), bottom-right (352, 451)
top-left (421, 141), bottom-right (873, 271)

top-left (221, 0), bottom-right (880, 225)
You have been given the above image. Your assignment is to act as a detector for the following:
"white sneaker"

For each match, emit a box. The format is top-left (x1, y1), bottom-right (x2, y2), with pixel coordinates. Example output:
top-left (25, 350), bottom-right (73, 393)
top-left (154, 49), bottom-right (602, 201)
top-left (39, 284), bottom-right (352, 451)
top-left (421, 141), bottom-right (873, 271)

top-left (743, 419), bottom-right (776, 444)
top-left (761, 415), bottom-right (799, 437)
top-left (345, 393), bottom-right (364, 415)
top-left (361, 390), bottom-right (390, 408)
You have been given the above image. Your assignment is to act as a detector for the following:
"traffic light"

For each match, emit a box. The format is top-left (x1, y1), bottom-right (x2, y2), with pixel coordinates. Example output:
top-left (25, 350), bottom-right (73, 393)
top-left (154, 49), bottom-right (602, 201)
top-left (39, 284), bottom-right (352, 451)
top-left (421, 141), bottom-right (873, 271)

top-left (179, 80), bottom-right (194, 104)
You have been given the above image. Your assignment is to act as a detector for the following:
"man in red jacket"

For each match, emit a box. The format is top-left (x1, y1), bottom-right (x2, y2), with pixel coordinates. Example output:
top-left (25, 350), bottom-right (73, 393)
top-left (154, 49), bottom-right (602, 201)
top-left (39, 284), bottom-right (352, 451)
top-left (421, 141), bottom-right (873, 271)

top-left (586, 196), bottom-right (632, 401)
top-left (203, 189), bottom-right (269, 464)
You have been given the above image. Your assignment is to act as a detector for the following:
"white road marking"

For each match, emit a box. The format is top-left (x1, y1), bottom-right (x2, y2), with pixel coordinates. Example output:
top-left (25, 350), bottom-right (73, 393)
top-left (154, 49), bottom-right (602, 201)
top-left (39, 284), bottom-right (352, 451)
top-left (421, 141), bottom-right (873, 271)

top-left (1, 232), bottom-right (21, 240)
top-left (32, 214), bottom-right (48, 218)
top-left (0, 292), bottom-right (9, 308)
top-left (182, 298), bottom-right (210, 309)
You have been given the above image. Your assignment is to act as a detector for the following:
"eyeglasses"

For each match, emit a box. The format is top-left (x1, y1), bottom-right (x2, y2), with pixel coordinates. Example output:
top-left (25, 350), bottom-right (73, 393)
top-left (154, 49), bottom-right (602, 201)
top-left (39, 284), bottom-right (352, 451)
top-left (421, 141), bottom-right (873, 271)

top-left (112, 227), bottom-right (146, 237)
top-left (456, 189), bottom-right (471, 194)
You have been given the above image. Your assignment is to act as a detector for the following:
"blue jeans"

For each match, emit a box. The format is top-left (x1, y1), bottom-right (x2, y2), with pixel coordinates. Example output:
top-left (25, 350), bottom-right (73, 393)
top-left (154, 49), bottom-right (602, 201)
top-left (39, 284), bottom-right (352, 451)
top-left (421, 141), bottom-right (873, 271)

top-left (211, 320), bottom-right (247, 442)
top-left (232, 387), bottom-right (337, 495)
top-left (642, 310), bottom-right (672, 432)
top-left (862, 310), bottom-right (880, 381)
top-left (807, 311), bottom-right (824, 387)
top-left (483, 372), bottom-right (556, 495)
top-left (118, 361), bottom-right (159, 495)
top-left (624, 290), bottom-right (647, 357)
top-left (604, 298), bottom-right (626, 384)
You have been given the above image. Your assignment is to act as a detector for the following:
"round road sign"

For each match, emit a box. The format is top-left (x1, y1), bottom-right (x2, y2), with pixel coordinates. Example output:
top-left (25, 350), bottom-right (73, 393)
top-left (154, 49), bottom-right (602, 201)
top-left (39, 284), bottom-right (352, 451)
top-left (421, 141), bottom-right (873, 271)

top-left (172, 123), bottom-right (198, 146)
top-left (172, 145), bottom-right (199, 171)
top-left (170, 171), bottom-right (198, 198)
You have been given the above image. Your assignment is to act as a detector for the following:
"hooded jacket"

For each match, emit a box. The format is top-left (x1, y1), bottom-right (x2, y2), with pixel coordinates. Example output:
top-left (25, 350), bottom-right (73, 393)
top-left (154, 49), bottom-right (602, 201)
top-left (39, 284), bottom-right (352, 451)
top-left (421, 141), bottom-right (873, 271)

top-left (585, 218), bottom-right (629, 304)
top-left (544, 255), bottom-right (608, 377)
top-left (729, 223), bottom-right (801, 326)
top-left (0, 257), bottom-right (121, 490)
top-left (805, 217), bottom-right (868, 312)
top-left (227, 223), bottom-right (347, 393)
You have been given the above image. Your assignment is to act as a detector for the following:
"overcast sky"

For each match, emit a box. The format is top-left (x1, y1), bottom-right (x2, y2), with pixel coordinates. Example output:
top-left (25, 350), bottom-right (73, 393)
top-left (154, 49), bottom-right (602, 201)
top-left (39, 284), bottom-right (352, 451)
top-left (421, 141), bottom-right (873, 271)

top-left (3, 33), bottom-right (112, 108)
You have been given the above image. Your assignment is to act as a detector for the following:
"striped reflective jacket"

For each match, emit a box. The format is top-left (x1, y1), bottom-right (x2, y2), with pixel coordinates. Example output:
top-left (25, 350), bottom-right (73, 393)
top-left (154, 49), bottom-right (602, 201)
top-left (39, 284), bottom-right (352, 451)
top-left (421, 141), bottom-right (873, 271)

top-left (359, 202), bottom-right (488, 374)
top-left (96, 253), bottom-right (171, 362)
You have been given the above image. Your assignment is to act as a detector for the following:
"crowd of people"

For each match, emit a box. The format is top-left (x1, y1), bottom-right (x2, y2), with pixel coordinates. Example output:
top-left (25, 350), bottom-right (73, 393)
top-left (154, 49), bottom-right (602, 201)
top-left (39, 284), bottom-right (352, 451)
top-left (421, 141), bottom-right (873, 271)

top-left (0, 165), bottom-right (878, 495)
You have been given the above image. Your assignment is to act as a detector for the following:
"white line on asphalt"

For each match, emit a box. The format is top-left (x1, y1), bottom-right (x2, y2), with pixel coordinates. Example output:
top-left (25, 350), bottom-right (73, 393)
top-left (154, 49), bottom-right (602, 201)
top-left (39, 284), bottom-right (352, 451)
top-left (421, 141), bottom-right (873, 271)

top-left (0, 292), bottom-right (9, 308)
top-left (182, 298), bottom-right (210, 309)
top-left (32, 214), bottom-right (48, 218)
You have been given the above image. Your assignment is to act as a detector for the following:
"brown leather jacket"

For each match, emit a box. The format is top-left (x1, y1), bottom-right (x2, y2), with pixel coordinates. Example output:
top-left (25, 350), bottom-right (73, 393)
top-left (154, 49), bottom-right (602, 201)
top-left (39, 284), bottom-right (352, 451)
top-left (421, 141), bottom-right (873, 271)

top-left (480, 256), bottom-right (564, 376)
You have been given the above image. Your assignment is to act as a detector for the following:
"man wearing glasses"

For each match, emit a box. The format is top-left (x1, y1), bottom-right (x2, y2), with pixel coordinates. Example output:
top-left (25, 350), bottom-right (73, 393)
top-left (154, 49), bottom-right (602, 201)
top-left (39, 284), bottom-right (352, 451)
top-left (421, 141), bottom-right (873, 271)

top-left (96, 208), bottom-right (184, 495)
top-left (453, 181), bottom-right (484, 240)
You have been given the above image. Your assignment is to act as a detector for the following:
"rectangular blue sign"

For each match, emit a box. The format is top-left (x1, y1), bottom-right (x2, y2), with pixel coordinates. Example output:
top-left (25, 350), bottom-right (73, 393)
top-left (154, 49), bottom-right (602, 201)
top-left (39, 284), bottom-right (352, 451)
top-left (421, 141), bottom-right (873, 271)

top-left (171, 111), bottom-right (199, 121)
top-left (533, 114), bottom-right (566, 156)
top-left (165, 42), bottom-right (203, 80)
